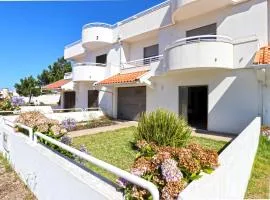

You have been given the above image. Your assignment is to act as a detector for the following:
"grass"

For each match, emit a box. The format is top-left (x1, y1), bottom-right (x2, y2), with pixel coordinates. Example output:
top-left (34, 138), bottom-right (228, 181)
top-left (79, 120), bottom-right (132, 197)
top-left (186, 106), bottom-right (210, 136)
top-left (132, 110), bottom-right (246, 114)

top-left (72, 126), bottom-right (228, 182)
top-left (245, 135), bottom-right (270, 199)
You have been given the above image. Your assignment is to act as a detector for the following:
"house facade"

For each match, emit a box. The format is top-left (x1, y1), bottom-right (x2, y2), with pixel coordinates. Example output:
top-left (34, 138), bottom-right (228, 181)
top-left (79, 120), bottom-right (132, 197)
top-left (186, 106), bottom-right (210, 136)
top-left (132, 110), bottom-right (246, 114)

top-left (64, 0), bottom-right (270, 134)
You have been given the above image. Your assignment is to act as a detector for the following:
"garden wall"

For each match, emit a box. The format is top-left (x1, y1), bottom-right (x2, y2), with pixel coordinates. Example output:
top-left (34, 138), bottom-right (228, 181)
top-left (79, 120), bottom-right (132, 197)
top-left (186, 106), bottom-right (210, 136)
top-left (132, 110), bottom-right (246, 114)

top-left (0, 121), bottom-right (122, 200)
top-left (3, 110), bottom-right (104, 123)
top-left (178, 117), bottom-right (261, 200)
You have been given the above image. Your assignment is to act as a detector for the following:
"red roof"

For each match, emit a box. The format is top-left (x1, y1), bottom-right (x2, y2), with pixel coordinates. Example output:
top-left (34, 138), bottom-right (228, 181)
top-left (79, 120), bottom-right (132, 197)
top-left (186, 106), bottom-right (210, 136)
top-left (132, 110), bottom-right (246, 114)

top-left (43, 79), bottom-right (71, 90)
top-left (96, 70), bottom-right (148, 85)
top-left (254, 45), bottom-right (270, 65)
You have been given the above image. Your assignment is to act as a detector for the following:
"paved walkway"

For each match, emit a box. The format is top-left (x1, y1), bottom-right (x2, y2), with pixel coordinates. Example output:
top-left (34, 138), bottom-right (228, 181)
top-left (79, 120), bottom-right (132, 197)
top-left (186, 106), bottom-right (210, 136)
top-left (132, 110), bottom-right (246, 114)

top-left (68, 121), bottom-right (138, 138)
top-left (68, 120), bottom-right (235, 142)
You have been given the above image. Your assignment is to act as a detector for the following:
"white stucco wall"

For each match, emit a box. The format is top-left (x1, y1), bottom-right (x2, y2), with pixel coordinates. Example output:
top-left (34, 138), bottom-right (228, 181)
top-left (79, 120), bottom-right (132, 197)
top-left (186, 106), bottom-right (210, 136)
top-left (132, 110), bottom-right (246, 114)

top-left (147, 68), bottom-right (260, 134)
top-left (0, 123), bottom-right (122, 200)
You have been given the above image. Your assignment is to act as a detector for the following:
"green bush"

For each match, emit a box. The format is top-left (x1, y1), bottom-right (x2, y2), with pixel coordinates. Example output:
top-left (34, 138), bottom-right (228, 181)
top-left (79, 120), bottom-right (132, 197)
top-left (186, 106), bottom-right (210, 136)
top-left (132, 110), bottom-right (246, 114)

top-left (134, 109), bottom-right (191, 147)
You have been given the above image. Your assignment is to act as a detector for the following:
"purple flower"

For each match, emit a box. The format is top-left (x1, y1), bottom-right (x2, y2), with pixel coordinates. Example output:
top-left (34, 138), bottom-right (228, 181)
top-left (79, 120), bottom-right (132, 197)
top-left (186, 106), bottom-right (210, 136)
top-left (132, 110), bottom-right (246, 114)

top-left (161, 159), bottom-right (183, 182)
top-left (116, 177), bottom-right (128, 188)
top-left (11, 96), bottom-right (24, 107)
top-left (79, 145), bottom-right (89, 154)
top-left (60, 135), bottom-right (72, 146)
top-left (61, 118), bottom-right (77, 131)
top-left (130, 168), bottom-right (146, 177)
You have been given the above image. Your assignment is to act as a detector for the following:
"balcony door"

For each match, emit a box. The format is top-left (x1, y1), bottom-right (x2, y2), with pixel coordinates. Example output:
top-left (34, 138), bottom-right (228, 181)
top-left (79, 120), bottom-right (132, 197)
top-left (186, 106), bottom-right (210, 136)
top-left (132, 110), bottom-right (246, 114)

top-left (186, 23), bottom-right (217, 41)
top-left (64, 91), bottom-right (76, 109)
top-left (143, 44), bottom-right (159, 65)
top-left (96, 54), bottom-right (107, 65)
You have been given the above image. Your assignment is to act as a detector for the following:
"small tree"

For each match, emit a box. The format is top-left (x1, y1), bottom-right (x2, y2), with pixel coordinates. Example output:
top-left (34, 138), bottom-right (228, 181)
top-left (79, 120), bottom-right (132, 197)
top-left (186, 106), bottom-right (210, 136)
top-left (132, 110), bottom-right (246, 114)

top-left (14, 76), bottom-right (41, 103)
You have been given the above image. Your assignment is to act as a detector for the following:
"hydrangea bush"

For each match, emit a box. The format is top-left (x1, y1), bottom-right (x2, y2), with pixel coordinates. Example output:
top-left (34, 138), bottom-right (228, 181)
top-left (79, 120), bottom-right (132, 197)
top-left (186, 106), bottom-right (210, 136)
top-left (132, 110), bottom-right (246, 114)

top-left (117, 140), bottom-right (219, 200)
top-left (261, 126), bottom-right (270, 140)
top-left (16, 111), bottom-right (74, 158)
top-left (61, 118), bottom-right (77, 132)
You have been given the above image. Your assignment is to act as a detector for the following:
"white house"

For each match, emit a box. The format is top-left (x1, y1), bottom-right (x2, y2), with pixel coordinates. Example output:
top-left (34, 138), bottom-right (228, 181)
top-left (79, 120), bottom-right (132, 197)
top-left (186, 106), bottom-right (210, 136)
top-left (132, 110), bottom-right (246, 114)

top-left (63, 0), bottom-right (270, 134)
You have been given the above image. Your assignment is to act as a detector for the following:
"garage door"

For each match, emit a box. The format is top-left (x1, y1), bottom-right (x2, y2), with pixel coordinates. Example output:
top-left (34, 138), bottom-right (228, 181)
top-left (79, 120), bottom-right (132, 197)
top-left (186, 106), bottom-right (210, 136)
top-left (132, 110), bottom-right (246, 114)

top-left (117, 86), bottom-right (146, 120)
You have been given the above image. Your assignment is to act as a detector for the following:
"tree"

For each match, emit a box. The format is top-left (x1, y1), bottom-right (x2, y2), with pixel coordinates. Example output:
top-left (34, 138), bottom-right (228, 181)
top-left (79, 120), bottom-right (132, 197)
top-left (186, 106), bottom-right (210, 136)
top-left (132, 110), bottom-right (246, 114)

top-left (37, 57), bottom-right (72, 86)
top-left (14, 76), bottom-right (41, 103)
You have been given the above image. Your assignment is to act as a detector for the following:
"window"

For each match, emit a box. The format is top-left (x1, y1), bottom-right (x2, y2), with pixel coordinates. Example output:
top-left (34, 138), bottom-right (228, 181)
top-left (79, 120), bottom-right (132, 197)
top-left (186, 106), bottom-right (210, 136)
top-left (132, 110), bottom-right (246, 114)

top-left (96, 54), bottom-right (107, 64)
top-left (186, 23), bottom-right (217, 41)
top-left (143, 44), bottom-right (159, 65)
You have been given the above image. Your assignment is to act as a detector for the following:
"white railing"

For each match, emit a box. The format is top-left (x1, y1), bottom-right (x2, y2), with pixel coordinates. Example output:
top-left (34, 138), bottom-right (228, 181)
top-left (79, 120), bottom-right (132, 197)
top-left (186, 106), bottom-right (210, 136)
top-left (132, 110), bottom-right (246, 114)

top-left (52, 108), bottom-right (84, 113)
top-left (65, 40), bottom-right (82, 49)
top-left (83, 22), bottom-right (115, 30)
top-left (122, 55), bottom-right (163, 70)
top-left (64, 72), bottom-right (72, 80)
top-left (0, 117), bottom-right (160, 200)
top-left (166, 35), bottom-right (233, 51)
top-left (73, 62), bottom-right (107, 67)
top-left (117, 1), bottom-right (170, 26)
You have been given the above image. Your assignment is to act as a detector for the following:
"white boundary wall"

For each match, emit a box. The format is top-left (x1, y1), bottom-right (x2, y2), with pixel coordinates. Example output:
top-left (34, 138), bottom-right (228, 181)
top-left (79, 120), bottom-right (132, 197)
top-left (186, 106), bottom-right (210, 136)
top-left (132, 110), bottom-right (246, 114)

top-left (3, 111), bottom-right (104, 123)
top-left (178, 117), bottom-right (261, 200)
top-left (0, 122), bottom-right (122, 200)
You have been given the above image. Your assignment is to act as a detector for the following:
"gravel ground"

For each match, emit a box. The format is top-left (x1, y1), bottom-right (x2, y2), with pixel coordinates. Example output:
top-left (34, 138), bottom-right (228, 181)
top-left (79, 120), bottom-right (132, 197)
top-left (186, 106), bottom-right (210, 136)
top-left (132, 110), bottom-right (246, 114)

top-left (0, 155), bottom-right (36, 200)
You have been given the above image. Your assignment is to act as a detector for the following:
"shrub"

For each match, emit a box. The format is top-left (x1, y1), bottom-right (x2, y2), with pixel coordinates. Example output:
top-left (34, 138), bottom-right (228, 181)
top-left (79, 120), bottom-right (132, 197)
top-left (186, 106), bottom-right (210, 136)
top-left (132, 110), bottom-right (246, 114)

top-left (16, 111), bottom-right (60, 133)
top-left (61, 118), bottom-right (77, 132)
top-left (0, 98), bottom-right (20, 111)
top-left (118, 140), bottom-right (219, 200)
top-left (135, 109), bottom-right (191, 147)
top-left (11, 96), bottom-right (24, 107)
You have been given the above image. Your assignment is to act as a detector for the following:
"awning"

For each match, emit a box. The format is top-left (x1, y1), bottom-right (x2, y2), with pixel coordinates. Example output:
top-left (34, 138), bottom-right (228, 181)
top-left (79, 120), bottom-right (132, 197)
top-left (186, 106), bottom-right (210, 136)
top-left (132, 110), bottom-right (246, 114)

top-left (42, 79), bottom-right (71, 91)
top-left (95, 70), bottom-right (149, 86)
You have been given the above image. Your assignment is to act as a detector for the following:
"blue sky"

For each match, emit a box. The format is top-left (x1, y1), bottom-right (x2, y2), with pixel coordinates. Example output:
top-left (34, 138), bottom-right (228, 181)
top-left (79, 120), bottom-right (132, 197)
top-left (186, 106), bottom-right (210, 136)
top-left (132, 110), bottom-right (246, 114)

top-left (0, 0), bottom-right (164, 89)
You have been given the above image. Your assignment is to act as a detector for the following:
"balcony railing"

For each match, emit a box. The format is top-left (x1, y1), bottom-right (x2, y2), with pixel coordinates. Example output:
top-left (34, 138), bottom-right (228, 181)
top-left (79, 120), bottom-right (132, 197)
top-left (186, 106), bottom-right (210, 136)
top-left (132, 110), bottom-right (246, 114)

top-left (73, 62), bottom-right (107, 67)
top-left (64, 72), bottom-right (72, 80)
top-left (166, 35), bottom-right (233, 50)
top-left (164, 35), bottom-right (234, 70)
top-left (83, 22), bottom-right (116, 30)
top-left (64, 40), bottom-right (82, 49)
top-left (121, 55), bottom-right (163, 70)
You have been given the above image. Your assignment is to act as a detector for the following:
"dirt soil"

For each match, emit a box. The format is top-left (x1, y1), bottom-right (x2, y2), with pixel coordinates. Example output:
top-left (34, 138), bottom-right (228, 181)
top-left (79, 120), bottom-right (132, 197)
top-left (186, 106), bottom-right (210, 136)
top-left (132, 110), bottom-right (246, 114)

top-left (0, 156), bottom-right (36, 200)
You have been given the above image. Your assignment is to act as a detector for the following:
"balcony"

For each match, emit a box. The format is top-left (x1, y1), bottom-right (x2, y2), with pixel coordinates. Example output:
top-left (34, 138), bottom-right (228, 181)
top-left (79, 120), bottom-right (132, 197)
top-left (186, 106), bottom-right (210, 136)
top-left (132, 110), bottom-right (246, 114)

top-left (164, 35), bottom-right (234, 71)
top-left (171, 0), bottom-right (248, 22)
top-left (121, 55), bottom-right (163, 73)
top-left (72, 63), bottom-right (106, 82)
top-left (82, 23), bottom-right (114, 50)
top-left (64, 40), bottom-right (85, 60)
top-left (64, 72), bottom-right (72, 80)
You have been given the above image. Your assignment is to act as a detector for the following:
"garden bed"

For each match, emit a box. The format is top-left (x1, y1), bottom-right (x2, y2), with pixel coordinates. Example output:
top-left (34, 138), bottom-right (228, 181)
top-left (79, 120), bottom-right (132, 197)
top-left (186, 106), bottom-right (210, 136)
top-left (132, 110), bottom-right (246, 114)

top-left (74, 116), bottom-right (116, 131)
top-left (72, 127), bottom-right (228, 183)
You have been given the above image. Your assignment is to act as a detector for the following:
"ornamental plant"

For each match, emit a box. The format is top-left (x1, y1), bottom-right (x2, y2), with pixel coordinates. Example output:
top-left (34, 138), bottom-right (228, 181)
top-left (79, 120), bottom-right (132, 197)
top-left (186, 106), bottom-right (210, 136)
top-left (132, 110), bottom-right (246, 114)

top-left (135, 109), bottom-right (191, 147)
top-left (11, 96), bottom-right (25, 107)
top-left (61, 118), bottom-right (77, 132)
top-left (117, 140), bottom-right (219, 200)
top-left (16, 111), bottom-right (73, 158)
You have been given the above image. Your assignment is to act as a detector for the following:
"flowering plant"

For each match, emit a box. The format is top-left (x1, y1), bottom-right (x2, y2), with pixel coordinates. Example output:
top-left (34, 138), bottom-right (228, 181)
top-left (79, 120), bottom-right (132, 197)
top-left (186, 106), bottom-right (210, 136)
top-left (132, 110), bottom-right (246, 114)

top-left (11, 96), bottom-right (24, 107)
top-left (61, 118), bottom-right (77, 132)
top-left (117, 140), bottom-right (219, 200)
top-left (261, 126), bottom-right (270, 140)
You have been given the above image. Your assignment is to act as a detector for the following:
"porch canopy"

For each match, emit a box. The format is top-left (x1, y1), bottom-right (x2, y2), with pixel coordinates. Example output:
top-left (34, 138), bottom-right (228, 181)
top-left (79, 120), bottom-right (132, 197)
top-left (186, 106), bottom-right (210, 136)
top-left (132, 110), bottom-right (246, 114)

top-left (42, 79), bottom-right (73, 91)
top-left (95, 70), bottom-right (149, 86)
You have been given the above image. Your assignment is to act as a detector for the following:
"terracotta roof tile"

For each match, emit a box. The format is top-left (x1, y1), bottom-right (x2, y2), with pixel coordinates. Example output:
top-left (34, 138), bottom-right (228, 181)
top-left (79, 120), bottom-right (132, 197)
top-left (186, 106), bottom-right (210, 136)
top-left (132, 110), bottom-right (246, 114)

top-left (254, 45), bottom-right (270, 64)
top-left (96, 70), bottom-right (148, 85)
top-left (43, 79), bottom-right (71, 90)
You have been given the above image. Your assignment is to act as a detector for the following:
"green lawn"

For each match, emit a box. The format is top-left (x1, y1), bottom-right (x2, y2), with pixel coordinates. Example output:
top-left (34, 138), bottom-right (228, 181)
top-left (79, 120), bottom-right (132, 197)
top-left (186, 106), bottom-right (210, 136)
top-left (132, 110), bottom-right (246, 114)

top-left (72, 127), bottom-right (228, 182)
top-left (245, 135), bottom-right (270, 199)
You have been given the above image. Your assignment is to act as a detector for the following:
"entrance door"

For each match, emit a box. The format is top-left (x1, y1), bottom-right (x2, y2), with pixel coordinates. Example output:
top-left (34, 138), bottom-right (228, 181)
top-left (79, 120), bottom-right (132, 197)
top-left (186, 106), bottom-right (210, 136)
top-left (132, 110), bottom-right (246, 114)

top-left (117, 86), bottom-right (146, 120)
top-left (179, 86), bottom-right (208, 129)
top-left (88, 90), bottom-right (99, 108)
top-left (64, 91), bottom-right (76, 109)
